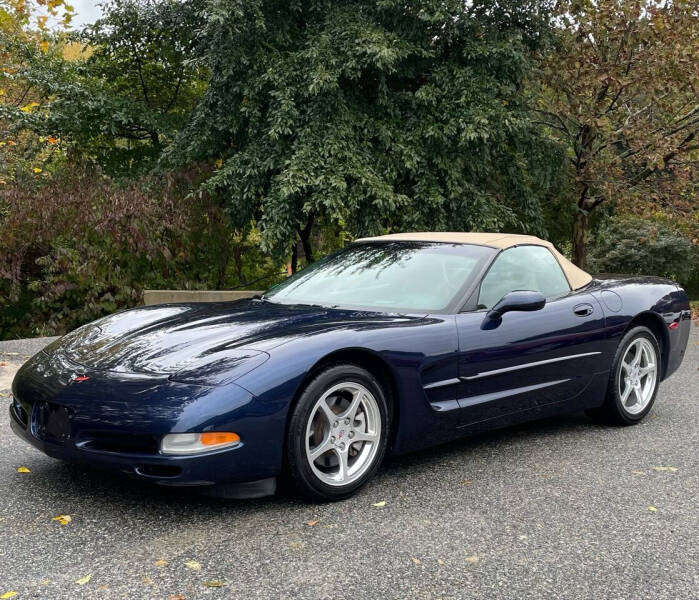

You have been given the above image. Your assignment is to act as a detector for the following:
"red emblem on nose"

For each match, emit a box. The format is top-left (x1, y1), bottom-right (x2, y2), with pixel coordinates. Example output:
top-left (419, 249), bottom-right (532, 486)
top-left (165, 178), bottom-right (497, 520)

top-left (74, 376), bottom-right (90, 382)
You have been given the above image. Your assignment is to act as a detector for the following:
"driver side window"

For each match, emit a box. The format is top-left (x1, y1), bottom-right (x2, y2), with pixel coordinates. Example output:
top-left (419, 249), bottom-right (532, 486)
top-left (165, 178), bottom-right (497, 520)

top-left (478, 245), bottom-right (570, 309)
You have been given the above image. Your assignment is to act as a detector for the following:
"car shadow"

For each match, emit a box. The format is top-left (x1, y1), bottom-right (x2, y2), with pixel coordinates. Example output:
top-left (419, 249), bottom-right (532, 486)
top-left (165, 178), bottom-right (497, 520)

top-left (23, 411), bottom-right (604, 513)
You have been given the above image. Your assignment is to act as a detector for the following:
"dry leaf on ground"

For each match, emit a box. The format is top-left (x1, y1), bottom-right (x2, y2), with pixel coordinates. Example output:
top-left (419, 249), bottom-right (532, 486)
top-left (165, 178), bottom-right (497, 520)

top-left (306, 520), bottom-right (319, 526)
top-left (652, 466), bottom-right (678, 472)
top-left (465, 555), bottom-right (479, 564)
top-left (17, 467), bottom-right (30, 473)
top-left (411, 557), bottom-right (421, 565)
top-left (155, 559), bottom-right (168, 567)
top-left (75, 574), bottom-right (92, 585)
top-left (1, 592), bottom-right (19, 599)
top-left (647, 506), bottom-right (658, 512)
top-left (184, 560), bottom-right (201, 571)
top-left (52, 515), bottom-right (71, 526)
top-left (204, 581), bottom-right (225, 588)
top-left (372, 501), bottom-right (386, 507)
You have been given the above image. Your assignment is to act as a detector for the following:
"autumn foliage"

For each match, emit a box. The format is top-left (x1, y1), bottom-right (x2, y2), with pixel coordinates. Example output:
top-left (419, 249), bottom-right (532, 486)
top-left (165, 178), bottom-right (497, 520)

top-left (0, 0), bottom-right (697, 338)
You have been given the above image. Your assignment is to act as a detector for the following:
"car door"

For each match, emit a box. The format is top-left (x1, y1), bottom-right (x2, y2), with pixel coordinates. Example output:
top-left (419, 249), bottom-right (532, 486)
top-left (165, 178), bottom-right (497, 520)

top-left (455, 244), bottom-right (607, 426)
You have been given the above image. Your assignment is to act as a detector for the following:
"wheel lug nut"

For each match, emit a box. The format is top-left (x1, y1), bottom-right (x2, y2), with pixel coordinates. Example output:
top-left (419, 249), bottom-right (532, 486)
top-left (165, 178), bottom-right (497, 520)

top-left (344, 418), bottom-right (350, 425)
top-left (331, 436), bottom-right (336, 443)
top-left (348, 431), bottom-right (355, 439)
top-left (333, 421), bottom-right (339, 428)
top-left (339, 442), bottom-right (345, 450)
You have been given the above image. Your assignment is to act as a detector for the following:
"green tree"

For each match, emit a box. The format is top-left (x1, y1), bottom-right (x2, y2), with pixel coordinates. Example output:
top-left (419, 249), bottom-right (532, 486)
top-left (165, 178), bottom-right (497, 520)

top-left (2, 0), bottom-right (205, 177)
top-left (533, 0), bottom-right (698, 268)
top-left (167, 0), bottom-right (564, 265)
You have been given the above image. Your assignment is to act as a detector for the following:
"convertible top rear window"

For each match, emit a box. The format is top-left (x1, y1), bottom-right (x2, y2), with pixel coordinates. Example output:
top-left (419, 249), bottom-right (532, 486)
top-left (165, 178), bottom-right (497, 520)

top-left (263, 242), bottom-right (494, 312)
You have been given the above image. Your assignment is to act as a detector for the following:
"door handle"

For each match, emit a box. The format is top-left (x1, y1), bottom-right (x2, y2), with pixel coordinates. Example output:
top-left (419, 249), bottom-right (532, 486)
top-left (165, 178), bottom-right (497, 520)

top-left (573, 303), bottom-right (594, 317)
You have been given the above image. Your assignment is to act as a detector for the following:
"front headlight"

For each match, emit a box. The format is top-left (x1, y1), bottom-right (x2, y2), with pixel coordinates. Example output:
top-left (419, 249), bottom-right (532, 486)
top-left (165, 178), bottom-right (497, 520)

top-left (160, 432), bottom-right (241, 455)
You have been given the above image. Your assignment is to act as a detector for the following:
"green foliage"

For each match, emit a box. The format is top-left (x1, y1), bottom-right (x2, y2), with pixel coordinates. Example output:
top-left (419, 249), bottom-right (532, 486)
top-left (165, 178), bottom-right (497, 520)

top-left (1, 0), bottom-right (205, 178)
top-left (587, 215), bottom-right (697, 290)
top-left (167, 0), bottom-right (562, 257)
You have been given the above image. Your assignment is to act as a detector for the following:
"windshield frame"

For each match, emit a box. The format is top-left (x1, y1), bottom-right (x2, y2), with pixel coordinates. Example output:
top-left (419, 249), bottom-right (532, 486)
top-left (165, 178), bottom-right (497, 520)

top-left (262, 241), bottom-right (497, 314)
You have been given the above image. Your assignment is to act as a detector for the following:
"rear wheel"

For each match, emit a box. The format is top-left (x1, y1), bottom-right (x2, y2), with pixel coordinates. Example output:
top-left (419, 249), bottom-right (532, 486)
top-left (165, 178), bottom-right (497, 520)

top-left (587, 326), bottom-right (661, 425)
top-left (286, 364), bottom-right (390, 501)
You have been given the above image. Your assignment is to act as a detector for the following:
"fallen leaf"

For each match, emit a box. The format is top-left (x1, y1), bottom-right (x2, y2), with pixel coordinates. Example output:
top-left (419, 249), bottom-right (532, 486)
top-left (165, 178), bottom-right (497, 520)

top-left (647, 506), bottom-right (657, 512)
top-left (462, 479), bottom-right (473, 485)
top-left (437, 559), bottom-right (445, 565)
top-left (52, 515), bottom-right (71, 526)
top-left (154, 559), bottom-right (168, 567)
top-left (631, 470), bottom-right (645, 475)
top-left (47, 137), bottom-right (58, 144)
top-left (1, 592), bottom-right (18, 599)
top-left (40, 580), bottom-right (49, 586)
top-left (652, 466), bottom-right (678, 472)
top-left (204, 581), bottom-right (225, 588)
top-left (142, 577), bottom-right (153, 585)
top-left (75, 574), bottom-right (92, 585)
top-left (17, 467), bottom-right (30, 473)
top-left (184, 560), bottom-right (201, 571)
top-left (465, 554), bottom-right (479, 564)
top-left (169, 596), bottom-right (186, 600)
top-left (305, 520), bottom-right (319, 527)
top-left (372, 501), bottom-right (386, 507)
top-left (411, 557), bottom-right (421, 565)
top-left (32, 168), bottom-right (42, 174)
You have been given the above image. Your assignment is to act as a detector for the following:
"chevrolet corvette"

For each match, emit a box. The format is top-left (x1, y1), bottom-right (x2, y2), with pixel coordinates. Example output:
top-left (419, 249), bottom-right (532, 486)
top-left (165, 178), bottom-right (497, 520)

top-left (9, 233), bottom-right (691, 500)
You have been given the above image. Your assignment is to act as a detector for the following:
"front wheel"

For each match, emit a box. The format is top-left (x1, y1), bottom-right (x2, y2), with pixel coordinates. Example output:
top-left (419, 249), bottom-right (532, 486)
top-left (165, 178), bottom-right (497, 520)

top-left (286, 364), bottom-right (390, 501)
top-left (588, 326), bottom-right (661, 425)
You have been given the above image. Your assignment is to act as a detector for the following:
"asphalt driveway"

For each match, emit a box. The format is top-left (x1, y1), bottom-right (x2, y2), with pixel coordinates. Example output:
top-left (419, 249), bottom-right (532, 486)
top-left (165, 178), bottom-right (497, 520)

top-left (1, 331), bottom-right (697, 599)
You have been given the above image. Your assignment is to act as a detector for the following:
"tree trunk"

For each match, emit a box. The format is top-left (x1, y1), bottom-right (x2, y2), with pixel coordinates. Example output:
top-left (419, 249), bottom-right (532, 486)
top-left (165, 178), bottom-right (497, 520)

top-left (297, 211), bottom-right (315, 264)
top-left (572, 210), bottom-right (588, 269)
top-left (290, 239), bottom-right (298, 274)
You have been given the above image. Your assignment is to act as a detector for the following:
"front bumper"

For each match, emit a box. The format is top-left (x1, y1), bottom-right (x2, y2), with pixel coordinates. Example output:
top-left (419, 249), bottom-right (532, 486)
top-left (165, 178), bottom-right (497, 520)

top-left (8, 350), bottom-right (287, 493)
top-left (9, 405), bottom-right (240, 486)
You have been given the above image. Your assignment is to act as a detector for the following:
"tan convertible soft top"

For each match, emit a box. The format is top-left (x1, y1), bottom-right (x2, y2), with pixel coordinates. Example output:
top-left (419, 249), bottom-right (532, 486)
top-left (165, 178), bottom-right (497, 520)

top-left (356, 232), bottom-right (593, 290)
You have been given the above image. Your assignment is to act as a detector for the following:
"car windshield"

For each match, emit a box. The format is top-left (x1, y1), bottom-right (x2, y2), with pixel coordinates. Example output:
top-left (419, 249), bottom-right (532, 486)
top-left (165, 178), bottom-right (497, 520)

top-left (263, 242), bottom-right (494, 312)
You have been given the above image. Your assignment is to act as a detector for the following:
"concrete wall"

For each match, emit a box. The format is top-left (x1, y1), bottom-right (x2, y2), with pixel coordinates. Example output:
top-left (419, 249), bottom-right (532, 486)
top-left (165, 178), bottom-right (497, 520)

top-left (143, 290), bottom-right (262, 305)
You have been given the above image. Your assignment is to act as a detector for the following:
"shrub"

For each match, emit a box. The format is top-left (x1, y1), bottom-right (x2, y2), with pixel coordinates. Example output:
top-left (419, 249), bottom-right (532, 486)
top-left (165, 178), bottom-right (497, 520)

top-left (588, 215), bottom-right (697, 292)
top-left (0, 168), bottom-right (279, 339)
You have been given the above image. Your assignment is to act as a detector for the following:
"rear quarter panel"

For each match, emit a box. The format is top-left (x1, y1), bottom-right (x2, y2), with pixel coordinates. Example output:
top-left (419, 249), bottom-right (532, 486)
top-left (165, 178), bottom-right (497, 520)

top-left (590, 277), bottom-right (690, 380)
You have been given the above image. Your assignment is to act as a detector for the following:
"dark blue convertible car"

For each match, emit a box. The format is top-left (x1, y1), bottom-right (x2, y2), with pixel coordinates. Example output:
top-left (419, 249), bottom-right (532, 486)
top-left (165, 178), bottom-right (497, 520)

top-left (10, 233), bottom-right (691, 500)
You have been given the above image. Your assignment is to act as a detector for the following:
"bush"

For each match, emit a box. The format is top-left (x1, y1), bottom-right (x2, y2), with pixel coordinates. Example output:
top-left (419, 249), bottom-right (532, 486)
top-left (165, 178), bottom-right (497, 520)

top-left (588, 215), bottom-right (698, 292)
top-left (0, 168), bottom-right (280, 339)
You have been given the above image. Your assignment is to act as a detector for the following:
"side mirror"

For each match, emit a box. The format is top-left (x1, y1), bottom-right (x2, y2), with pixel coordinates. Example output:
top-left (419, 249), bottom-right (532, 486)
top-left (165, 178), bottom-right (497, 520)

top-left (485, 290), bottom-right (546, 322)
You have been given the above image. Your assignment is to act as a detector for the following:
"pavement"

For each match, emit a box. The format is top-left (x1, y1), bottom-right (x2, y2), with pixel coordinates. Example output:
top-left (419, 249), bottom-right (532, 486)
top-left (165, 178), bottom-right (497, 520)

top-left (0, 331), bottom-right (697, 600)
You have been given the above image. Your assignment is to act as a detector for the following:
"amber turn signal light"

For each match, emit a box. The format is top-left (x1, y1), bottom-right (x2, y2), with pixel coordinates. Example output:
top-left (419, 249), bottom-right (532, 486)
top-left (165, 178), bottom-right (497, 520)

top-left (200, 432), bottom-right (240, 446)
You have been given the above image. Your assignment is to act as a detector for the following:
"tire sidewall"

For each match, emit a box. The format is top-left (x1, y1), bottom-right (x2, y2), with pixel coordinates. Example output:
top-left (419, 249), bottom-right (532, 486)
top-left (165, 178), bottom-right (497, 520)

top-left (609, 326), bottom-right (661, 424)
top-left (287, 364), bottom-right (390, 501)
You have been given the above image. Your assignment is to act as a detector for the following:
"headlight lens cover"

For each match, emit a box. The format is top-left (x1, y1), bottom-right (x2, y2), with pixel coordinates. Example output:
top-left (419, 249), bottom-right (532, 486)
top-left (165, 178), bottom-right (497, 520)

top-left (161, 432), bottom-right (241, 455)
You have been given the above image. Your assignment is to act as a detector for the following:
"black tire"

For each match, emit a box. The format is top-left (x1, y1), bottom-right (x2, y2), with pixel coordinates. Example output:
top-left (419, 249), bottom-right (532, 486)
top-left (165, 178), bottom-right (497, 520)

top-left (286, 364), bottom-right (391, 501)
top-left (587, 326), bottom-right (661, 425)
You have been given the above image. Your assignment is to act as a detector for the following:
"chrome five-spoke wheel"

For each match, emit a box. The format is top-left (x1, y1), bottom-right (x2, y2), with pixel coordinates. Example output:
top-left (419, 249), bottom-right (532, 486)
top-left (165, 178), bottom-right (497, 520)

top-left (287, 364), bottom-right (390, 501)
top-left (305, 382), bottom-right (381, 486)
top-left (588, 325), bottom-right (661, 425)
top-left (618, 337), bottom-right (658, 415)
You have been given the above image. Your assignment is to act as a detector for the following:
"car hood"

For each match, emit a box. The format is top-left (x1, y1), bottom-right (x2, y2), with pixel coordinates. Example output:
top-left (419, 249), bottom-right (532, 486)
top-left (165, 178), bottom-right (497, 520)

top-left (49, 299), bottom-right (424, 378)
